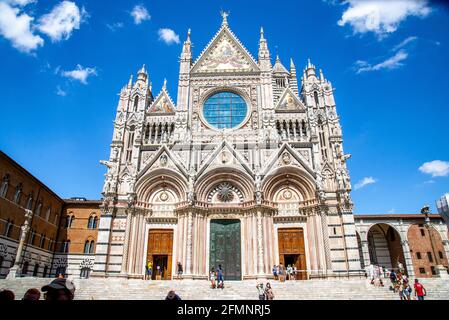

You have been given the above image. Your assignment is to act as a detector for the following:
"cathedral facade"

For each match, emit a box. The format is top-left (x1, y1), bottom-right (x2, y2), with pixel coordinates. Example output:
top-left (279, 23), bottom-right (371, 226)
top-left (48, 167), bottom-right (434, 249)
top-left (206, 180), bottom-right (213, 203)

top-left (94, 15), bottom-right (362, 280)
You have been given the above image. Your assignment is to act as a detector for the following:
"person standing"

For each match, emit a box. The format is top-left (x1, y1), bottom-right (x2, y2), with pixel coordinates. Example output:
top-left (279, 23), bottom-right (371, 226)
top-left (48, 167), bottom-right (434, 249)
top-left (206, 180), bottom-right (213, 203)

top-left (146, 260), bottom-right (153, 280)
top-left (286, 264), bottom-right (292, 280)
top-left (265, 282), bottom-right (274, 300)
top-left (257, 282), bottom-right (265, 300)
top-left (279, 263), bottom-right (285, 282)
top-left (177, 261), bottom-right (183, 280)
top-left (217, 264), bottom-right (224, 289)
top-left (210, 268), bottom-right (216, 289)
top-left (272, 265), bottom-right (278, 280)
top-left (414, 279), bottom-right (426, 300)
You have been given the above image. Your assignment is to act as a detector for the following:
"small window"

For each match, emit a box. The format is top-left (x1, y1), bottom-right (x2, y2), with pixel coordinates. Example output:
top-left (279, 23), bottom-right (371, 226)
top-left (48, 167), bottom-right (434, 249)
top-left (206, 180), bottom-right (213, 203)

top-left (4, 219), bottom-right (13, 238)
top-left (39, 234), bottom-right (45, 248)
top-left (416, 252), bottom-right (422, 260)
top-left (84, 240), bottom-right (90, 254)
top-left (0, 174), bottom-right (9, 197)
top-left (333, 227), bottom-right (337, 235)
top-left (133, 96), bottom-right (139, 111)
top-left (419, 268), bottom-right (426, 274)
top-left (33, 263), bottom-right (39, 276)
top-left (427, 252), bottom-right (433, 263)
top-left (420, 229), bottom-right (425, 237)
top-left (89, 241), bottom-right (95, 254)
top-left (431, 266), bottom-right (436, 275)
top-left (88, 215), bottom-right (98, 229)
top-left (22, 261), bottom-right (29, 276)
top-left (439, 251), bottom-right (444, 259)
top-left (42, 266), bottom-right (48, 278)
top-left (80, 267), bottom-right (91, 279)
top-left (13, 184), bottom-right (22, 204)
top-left (48, 239), bottom-right (53, 251)
top-left (35, 202), bottom-right (42, 217)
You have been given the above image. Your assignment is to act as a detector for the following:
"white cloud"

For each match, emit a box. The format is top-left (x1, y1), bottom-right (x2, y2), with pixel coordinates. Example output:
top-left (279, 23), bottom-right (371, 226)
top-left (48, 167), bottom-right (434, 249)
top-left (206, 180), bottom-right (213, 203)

top-left (4, 0), bottom-right (36, 6)
top-left (56, 86), bottom-right (67, 96)
top-left (158, 28), bottom-right (180, 45)
top-left (0, 1), bottom-right (44, 53)
top-left (388, 208), bottom-right (395, 214)
top-left (37, 1), bottom-right (87, 42)
top-left (106, 22), bottom-right (124, 31)
top-left (337, 0), bottom-right (431, 38)
top-left (354, 176), bottom-right (377, 190)
top-left (130, 5), bottom-right (150, 25)
top-left (355, 49), bottom-right (408, 73)
top-left (419, 160), bottom-right (449, 177)
top-left (61, 64), bottom-right (97, 84)
top-left (392, 36), bottom-right (418, 51)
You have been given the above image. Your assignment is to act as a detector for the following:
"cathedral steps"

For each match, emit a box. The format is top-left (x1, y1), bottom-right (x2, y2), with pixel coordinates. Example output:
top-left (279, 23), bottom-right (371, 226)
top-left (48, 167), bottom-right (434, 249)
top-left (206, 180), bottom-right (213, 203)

top-left (1, 278), bottom-right (448, 300)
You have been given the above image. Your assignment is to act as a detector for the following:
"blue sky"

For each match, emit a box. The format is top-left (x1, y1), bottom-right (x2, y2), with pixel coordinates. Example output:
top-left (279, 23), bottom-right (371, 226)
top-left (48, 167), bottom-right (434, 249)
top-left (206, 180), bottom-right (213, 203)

top-left (0, 0), bottom-right (448, 214)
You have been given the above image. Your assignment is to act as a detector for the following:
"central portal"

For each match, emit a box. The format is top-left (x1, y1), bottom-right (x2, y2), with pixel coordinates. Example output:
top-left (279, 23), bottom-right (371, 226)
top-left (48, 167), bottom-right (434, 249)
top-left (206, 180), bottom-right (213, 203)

top-left (209, 219), bottom-right (241, 280)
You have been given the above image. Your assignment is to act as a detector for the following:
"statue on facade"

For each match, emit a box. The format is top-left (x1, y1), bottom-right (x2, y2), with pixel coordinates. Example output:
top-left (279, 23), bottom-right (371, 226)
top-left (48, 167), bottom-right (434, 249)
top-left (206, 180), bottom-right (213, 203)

top-left (100, 160), bottom-right (118, 176)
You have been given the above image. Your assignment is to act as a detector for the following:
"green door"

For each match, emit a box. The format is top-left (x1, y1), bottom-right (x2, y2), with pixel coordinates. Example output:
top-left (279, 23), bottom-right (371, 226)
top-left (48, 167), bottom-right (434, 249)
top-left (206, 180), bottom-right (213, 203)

top-left (209, 219), bottom-right (241, 280)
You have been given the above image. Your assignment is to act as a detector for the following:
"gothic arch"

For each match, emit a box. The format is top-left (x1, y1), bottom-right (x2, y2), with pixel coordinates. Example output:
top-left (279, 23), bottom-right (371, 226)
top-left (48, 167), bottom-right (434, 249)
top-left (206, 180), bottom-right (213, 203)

top-left (195, 167), bottom-right (254, 203)
top-left (136, 168), bottom-right (188, 203)
top-left (262, 166), bottom-right (316, 202)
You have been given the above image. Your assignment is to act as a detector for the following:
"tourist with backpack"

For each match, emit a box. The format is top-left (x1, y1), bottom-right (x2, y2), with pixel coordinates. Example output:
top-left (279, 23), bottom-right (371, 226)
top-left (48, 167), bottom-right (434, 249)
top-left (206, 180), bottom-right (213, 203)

top-left (265, 282), bottom-right (274, 300)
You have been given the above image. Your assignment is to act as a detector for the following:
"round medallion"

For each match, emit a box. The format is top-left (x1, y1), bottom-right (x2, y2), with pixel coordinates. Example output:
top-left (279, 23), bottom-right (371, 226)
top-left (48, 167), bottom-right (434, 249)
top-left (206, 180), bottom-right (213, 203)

top-left (283, 190), bottom-right (292, 200)
top-left (217, 182), bottom-right (234, 202)
top-left (159, 191), bottom-right (169, 202)
top-left (282, 152), bottom-right (292, 165)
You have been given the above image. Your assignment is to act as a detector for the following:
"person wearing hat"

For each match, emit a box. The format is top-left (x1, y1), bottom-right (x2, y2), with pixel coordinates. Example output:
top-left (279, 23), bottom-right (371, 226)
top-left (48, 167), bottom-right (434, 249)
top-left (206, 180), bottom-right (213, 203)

top-left (41, 278), bottom-right (76, 300)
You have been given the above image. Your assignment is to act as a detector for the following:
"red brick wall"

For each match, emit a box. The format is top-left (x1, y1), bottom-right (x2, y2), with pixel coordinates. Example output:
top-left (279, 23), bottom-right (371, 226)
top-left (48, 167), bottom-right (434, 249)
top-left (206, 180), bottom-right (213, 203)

top-left (408, 224), bottom-right (449, 278)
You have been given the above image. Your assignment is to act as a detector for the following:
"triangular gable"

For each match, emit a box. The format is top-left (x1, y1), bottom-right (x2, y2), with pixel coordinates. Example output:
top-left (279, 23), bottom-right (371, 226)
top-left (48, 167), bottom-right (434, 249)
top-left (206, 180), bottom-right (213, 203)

top-left (261, 143), bottom-right (316, 178)
top-left (196, 140), bottom-right (254, 179)
top-left (148, 88), bottom-right (175, 115)
top-left (191, 26), bottom-right (259, 73)
top-left (137, 145), bottom-right (188, 180)
top-left (275, 88), bottom-right (306, 113)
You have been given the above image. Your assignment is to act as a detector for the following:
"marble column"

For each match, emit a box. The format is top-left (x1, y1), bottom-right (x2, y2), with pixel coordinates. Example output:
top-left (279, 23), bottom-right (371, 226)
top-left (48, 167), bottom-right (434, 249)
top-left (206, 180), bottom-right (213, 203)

top-left (320, 210), bottom-right (332, 272)
top-left (6, 209), bottom-right (33, 279)
top-left (401, 239), bottom-right (415, 278)
top-left (185, 211), bottom-right (193, 276)
top-left (120, 212), bottom-right (133, 275)
top-left (256, 210), bottom-right (264, 276)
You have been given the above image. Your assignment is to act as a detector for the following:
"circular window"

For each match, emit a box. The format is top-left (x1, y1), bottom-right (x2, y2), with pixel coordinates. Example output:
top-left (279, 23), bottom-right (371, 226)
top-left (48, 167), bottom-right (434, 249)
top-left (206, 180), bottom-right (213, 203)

top-left (203, 91), bottom-right (247, 129)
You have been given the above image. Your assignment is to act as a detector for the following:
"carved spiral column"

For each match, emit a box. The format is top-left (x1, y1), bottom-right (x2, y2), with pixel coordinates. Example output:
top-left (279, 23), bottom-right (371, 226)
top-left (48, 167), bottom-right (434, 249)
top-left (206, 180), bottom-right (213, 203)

top-left (7, 209), bottom-right (33, 279)
top-left (121, 212), bottom-right (133, 275)
top-left (186, 211), bottom-right (193, 275)
top-left (320, 209), bottom-right (332, 271)
top-left (256, 210), bottom-right (264, 275)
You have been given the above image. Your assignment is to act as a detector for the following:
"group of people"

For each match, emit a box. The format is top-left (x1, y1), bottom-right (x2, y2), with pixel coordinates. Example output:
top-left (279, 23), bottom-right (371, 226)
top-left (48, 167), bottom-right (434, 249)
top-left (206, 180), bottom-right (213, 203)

top-left (0, 274), bottom-right (75, 301)
top-left (145, 261), bottom-right (184, 280)
top-left (272, 264), bottom-right (299, 281)
top-left (256, 282), bottom-right (274, 300)
top-left (389, 270), bottom-right (427, 300)
top-left (209, 264), bottom-right (224, 289)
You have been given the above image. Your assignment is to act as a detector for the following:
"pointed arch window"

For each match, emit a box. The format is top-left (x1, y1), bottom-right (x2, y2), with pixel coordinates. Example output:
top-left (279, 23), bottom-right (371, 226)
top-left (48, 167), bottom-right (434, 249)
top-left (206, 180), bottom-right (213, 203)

top-left (62, 240), bottom-right (70, 253)
top-left (26, 193), bottom-right (33, 210)
top-left (65, 214), bottom-right (75, 228)
top-left (4, 219), bottom-right (13, 238)
top-left (35, 201), bottom-right (42, 217)
top-left (314, 91), bottom-right (320, 107)
top-left (0, 174), bottom-right (9, 197)
top-left (13, 183), bottom-right (22, 204)
top-left (133, 96), bottom-right (139, 111)
top-left (88, 214), bottom-right (98, 229)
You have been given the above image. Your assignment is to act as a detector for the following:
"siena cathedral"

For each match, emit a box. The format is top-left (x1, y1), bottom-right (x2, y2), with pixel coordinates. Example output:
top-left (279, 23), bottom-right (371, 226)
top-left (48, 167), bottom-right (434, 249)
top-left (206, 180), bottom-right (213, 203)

top-left (95, 14), bottom-right (362, 280)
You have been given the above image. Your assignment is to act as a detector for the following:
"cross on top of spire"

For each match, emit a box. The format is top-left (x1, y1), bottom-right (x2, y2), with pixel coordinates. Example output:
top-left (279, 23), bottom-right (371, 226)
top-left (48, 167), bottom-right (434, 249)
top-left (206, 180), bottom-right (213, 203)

top-left (220, 10), bottom-right (230, 26)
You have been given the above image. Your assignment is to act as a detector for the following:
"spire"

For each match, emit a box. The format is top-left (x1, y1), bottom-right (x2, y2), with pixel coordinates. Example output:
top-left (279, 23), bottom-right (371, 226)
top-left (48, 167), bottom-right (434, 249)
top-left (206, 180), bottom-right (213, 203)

top-left (290, 58), bottom-right (298, 94)
top-left (258, 26), bottom-right (271, 70)
top-left (290, 58), bottom-right (296, 71)
top-left (305, 58), bottom-right (316, 77)
top-left (127, 74), bottom-right (133, 88)
top-left (137, 64), bottom-right (148, 82)
top-left (187, 28), bottom-right (191, 42)
top-left (163, 78), bottom-right (167, 90)
top-left (273, 54), bottom-right (288, 74)
top-left (320, 69), bottom-right (325, 83)
top-left (220, 10), bottom-right (230, 27)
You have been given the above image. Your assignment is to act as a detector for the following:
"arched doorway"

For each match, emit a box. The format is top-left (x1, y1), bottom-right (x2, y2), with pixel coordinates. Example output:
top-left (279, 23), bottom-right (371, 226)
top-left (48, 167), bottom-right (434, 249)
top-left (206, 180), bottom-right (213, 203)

top-left (209, 219), bottom-right (241, 280)
top-left (367, 223), bottom-right (406, 273)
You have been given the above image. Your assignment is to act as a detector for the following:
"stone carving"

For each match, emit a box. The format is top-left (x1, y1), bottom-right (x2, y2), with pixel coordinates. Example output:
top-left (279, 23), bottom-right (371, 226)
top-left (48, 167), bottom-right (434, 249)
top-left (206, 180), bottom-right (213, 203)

top-left (159, 154), bottom-right (168, 167)
top-left (282, 152), bottom-right (292, 165)
top-left (216, 182), bottom-right (235, 202)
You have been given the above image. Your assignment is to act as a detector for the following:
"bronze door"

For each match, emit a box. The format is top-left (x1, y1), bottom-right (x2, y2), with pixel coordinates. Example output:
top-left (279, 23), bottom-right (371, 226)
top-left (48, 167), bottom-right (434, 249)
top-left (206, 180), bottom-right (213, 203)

top-left (278, 228), bottom-right (307, 280)
top-left (209, 219), bottom-right (241, 280)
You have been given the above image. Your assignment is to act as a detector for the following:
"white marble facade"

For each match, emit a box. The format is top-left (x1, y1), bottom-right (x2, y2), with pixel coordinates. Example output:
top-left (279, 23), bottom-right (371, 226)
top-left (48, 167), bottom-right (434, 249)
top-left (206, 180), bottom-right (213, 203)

top-left (94, 14), bottom-right (362, 280)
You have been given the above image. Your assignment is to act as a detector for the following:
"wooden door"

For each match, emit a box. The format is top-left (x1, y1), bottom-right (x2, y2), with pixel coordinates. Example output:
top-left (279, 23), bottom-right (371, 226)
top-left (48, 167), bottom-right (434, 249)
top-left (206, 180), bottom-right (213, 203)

top-left (278, 228), bottom-right (307, 280)
top-left (147, 229), bottom-right (173, 280)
